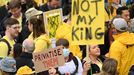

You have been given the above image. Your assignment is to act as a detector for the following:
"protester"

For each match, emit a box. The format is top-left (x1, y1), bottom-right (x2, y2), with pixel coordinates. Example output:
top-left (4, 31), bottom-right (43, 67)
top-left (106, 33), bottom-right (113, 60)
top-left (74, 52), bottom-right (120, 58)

top-left (82, 45), bottom-right (104, 75)
top-left (15, 39), bottom-right (35, 70)
top-left (48, 38), bottom-right (83, 75)
top-left (0, 57), bottom-right (16, 75)
top-left (109, 18), bottom-right (134, 75)
top-left (99, 58), bottom-right (118, 75)
top-left (0, 18), bottom-right (20, 58)
top-left (39, 0), bottom-right (61, 12)
top-left (27, 13), bottom-right (51, 52)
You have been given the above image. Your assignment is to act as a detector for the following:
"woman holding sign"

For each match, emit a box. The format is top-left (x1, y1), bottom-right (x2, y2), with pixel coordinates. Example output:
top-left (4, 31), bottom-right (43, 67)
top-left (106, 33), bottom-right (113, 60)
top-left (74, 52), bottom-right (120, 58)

top-left (82, 45), bottom-right (106, 75)
top-left (48, 38), bottom-right (83, 75)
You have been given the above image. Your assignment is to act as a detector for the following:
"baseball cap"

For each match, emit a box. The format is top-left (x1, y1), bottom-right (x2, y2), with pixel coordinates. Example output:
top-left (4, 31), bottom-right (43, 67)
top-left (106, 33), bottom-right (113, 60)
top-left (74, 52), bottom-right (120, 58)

top-left (0, 57), bottom-right (16, 72)
top-left (112, 18), bottom-right (128, 32)
top-left (16, 66), bottom-right (35, 75)
top-left (25, 7), bottom-right (43, 21)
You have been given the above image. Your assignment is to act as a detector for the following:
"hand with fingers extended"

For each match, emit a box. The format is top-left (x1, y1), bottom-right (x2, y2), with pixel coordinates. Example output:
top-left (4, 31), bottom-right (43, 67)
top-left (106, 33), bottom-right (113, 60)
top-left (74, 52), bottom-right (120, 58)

top-left (83, 61), bottom-right (91, 75)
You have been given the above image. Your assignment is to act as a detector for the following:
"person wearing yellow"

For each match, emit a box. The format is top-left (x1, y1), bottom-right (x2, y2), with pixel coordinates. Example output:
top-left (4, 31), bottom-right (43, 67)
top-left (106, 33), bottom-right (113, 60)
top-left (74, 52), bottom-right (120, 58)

top-left (27, 13), bottom-right (50, 52)
top-left (25, 7), bottom-right (51, 52)
top-left (55, 22), bottom-right (82, 59)
top-left (0, 18), bottom-right (20, 58)
top-left (109, 18), bottom-right (134, 75)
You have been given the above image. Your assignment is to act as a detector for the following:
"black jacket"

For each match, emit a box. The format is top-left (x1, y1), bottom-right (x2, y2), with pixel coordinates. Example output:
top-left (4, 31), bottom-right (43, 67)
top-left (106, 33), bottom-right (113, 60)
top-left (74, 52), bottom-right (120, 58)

top-left (15, 52), bottom-right (34, 70)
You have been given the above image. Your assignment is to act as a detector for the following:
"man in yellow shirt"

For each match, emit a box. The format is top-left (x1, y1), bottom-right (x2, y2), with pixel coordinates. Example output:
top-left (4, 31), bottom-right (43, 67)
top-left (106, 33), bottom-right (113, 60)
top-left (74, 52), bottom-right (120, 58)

top-left (109, 18), bottom-right (134, 75)
top-left (0, 18), bottom-right (20, 58)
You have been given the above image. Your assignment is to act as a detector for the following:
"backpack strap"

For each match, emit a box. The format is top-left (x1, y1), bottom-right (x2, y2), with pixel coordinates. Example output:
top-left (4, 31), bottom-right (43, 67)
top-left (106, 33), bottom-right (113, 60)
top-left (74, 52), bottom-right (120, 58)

top-left (0, 39), bottom-right (11, 55)
top-left (72, 56), bottom-right (79, 75)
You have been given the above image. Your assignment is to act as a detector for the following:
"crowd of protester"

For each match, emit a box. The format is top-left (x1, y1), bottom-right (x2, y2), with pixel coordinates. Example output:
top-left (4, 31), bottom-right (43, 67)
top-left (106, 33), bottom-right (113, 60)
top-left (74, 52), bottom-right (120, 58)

top-left (0, 0), bottom-right (134, 75)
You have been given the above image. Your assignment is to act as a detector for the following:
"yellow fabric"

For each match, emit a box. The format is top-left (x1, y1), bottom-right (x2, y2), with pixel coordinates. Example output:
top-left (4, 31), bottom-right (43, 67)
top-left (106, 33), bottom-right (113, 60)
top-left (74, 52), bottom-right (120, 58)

top-left (0, 0), bottom-right (11, 6)
top-left (109, 32), bottom-right (134, 75)
top-left (35, 0), bottom-right (47, 6)
top-left (16, 66), bottom-right (35, 75)
top-left (0, 36), bottom-right (15, 58)
top-left (34, 34), bottom-right (51, 52)
top-left (55, 22), bottom-right (82, 59)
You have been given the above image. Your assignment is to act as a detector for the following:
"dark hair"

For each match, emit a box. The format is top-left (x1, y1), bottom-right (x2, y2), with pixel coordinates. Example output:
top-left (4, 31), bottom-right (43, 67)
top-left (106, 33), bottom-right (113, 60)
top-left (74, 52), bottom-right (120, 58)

top-left (29, 15), bottom-right (45, 38)
top-left (4, 18), bottom-right (19, 28)
top-left (56, 38), bottom-right (69, 48)
top-left (13, 43), bottom-right (22, 58)
top-left (116, 6), bottom-right (128, 15)
top-left (129, 4), bottom-right (134, 19)
top-left (8, 0), bottom-right (21, 9)
top-left (102, 58), bottom-right (118, 75)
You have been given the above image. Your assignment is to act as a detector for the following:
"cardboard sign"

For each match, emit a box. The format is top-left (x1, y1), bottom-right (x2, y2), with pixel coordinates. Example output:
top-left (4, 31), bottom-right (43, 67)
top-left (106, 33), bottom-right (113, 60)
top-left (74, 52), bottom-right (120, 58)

top-left (44, 8), bottom-right (63, 38)
top-left (71, 0), bottom-right (105, 45)
top-left (33, 46), bottom-right (65, 73)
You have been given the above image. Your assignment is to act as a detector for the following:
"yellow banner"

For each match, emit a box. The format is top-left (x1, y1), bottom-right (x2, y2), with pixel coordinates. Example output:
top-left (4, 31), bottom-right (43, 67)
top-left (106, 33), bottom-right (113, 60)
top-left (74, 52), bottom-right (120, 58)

top-left (71, 0), bottom-right (104, 45)
top-left (44, 9), bottom-right (63, 38)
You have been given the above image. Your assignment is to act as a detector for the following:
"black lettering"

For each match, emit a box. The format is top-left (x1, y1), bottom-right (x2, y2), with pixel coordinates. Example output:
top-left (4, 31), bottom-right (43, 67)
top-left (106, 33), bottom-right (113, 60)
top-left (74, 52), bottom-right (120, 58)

top-left (57, 48), bottom-right (62, 55)
top-left (95, 27), bottom-right (104, 39)
top-left (91, 0), bottom-right (101, 15)
top-left (81, 0), bottom-right (90, 12)
top-left (88, 15), bottom-right (96, 25)
top-left (72, 26), bottom-right (79, 41)
top-left (54, 49), bottom-right (58, 56)
top-left (49, 51), bottom-right (52, 58)
top-left (80, 28), bottom-right (83, 40)
top-left (73, 0), bottom-right (79, 15)
top-left (77, 15), bottom-right (87, 25)
top-left (85, 27), bottom-right (92, 40)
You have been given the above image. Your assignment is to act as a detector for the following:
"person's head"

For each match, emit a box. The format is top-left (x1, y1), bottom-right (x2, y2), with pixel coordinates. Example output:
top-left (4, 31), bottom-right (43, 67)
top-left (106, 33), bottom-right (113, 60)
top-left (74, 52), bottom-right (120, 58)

top-left (21, 0), bottom-right (38, 13)
top-left (22, 39), bottom-right (35, 53)
top-left (89, 44), bottom-right (100, 57)
top-left (116, 6), bottom-right (130, 22)
top-left (13, 43), bottom-right (22, 58)
top-left (48, 0), bottom-right (61, 10)
top-left (8, 0), bottom-right (21, 18)
top-left (4, 18), bottom-right (20, 38)
top-left (102, 58), bottom-right (118, 75)
top-left (16, 65), bottom-right (35, 75)
top-left (112, 18), bottom-right (128, 34)
top-left (56, 38), bottom-right (70, 58)
top-left (0, 57), bottom-right (16, 75)
top-left (28, 14), bottom-right (45, 38)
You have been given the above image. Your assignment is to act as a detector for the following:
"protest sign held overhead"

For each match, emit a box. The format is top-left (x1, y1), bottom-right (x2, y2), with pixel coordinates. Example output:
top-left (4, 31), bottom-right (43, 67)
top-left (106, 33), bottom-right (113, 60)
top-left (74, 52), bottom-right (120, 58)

top-left (44, 8), bottom-right (63, 38)
top-left (71, 0), bottom-right (105, 45)
top-left (33, 46), bottom-right (65, 73)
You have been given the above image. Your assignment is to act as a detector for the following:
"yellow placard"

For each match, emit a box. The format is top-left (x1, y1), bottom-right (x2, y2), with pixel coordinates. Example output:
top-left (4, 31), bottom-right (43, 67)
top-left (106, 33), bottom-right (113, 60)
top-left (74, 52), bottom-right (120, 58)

top-left (71, 0), bottom-right (104, 45)
top-left (44, 9), bottom-right (63, 38)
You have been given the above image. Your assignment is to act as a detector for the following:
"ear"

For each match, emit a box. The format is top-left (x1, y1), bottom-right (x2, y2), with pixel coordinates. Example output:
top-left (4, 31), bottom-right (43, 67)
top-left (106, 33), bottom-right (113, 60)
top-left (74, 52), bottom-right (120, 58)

top-left (6, 26), bottom-right (10, 30)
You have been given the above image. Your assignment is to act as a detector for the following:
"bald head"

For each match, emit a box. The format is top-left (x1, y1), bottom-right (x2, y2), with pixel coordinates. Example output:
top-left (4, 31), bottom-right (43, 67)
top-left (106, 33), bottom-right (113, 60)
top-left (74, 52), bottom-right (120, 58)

top-left (22, 39), bottom-right (35, 53)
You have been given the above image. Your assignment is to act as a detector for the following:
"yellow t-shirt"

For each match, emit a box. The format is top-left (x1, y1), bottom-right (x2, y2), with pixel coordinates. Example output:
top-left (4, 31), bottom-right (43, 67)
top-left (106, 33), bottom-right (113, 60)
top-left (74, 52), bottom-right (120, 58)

top-left (0, 36), bottom-right (15, 58)
top-left (35, 0), bottom-right (47, 6)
